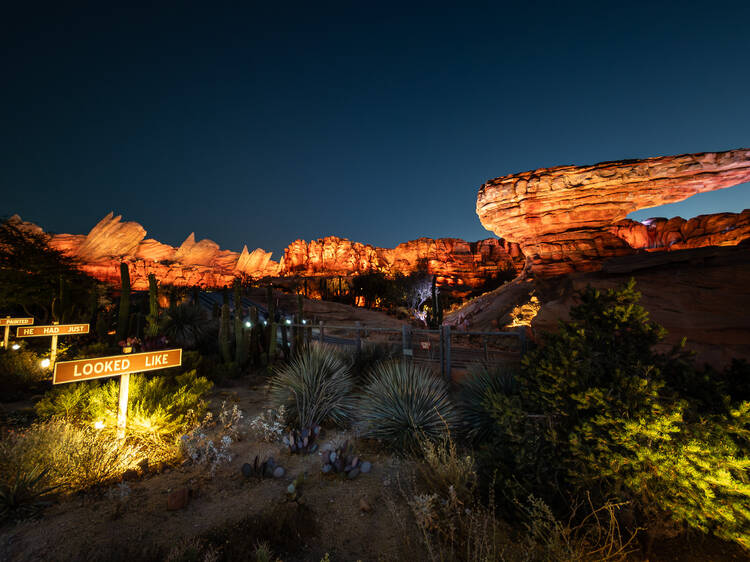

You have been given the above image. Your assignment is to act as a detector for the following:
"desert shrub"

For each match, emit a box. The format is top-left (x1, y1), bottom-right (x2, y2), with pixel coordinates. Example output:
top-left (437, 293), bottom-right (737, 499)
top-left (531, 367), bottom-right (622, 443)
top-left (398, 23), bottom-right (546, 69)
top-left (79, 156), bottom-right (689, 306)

top-left (0, 463), bottom-right (55, 522)
top-left (336, 341), bottom-right (401, 381)
top-left (483, 279), bottom-right (750, 550)
top-left (269, 344), bottom-right (354, 428)
top-left (358, 360), bottom-right (458, 453)
top-left (0, 348), bottom-right (48, 400)
top-left (35, 369), bottom-right (212, 439)
top-left (418, 432), bottom-right (477, 505)
top-left (0, 419), bottom-right (144, 512)
top-left (456, 363), bottom-right (518, 443)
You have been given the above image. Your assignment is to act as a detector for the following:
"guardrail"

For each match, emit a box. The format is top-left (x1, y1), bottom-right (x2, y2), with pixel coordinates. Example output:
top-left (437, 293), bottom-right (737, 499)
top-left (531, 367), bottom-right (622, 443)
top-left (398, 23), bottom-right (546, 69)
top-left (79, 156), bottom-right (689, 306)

top-left (281, 321), bottom-right (525, 380)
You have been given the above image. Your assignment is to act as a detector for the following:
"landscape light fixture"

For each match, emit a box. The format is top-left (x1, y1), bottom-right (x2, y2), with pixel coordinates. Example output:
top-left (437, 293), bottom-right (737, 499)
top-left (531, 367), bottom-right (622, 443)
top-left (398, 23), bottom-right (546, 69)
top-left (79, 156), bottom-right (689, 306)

top-left (40, 358), bottom-right (51, 368)
top-left (302, 319), bottom-right (307, 325)
top-left (94, 420), bottom-right (105, 430)
top-left (245, 321), bottom-right (252, 328)
top-left (285, 319), bottom-right (292, 325)
top-left (11, 343), bottom-right (20, 350)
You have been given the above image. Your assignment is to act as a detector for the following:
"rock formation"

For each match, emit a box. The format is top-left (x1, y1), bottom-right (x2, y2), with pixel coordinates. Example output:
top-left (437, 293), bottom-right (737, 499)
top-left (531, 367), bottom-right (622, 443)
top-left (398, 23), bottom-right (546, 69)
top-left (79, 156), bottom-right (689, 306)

top-left (282, 236), bottom-right (524, 287)
top-left (9, 213), bottom-right (521, 290)
top-left (476, 148), bottom-right (750, 275)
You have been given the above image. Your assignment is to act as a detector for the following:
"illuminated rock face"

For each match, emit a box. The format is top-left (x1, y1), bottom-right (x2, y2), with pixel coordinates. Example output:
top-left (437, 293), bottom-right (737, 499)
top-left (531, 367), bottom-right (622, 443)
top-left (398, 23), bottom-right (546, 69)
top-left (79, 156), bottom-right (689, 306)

top-left (477, 148), bottom-right (750, 275)
top-left (282, 236), bottom-right (524, 287)
top-left (28, 214), bottom-right (520, 290)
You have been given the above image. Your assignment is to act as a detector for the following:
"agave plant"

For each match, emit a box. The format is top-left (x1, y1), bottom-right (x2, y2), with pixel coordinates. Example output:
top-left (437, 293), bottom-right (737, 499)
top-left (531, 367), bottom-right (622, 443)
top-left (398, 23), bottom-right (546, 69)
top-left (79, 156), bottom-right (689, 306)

top-left (457, 363), bottom-right (519, 443)
top-left (160, 304), bottom-right (209, 348)
top-left (269, 344), bottom-right (355, 428)
top-left (0, 465), bottom-right (56, 522)
top-left (358, 360), bottom-right (458, 453)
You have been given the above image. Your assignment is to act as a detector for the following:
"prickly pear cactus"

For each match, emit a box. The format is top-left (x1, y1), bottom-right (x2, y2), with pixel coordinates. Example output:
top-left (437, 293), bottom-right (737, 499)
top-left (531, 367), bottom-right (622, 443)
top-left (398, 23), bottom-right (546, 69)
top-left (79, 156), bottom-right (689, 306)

top-left (241, 454), bottom-right (285, 479)
top-left (282, 425), bottom-right (321, 455)
top-left (320, 440), bottom-right (371, 479)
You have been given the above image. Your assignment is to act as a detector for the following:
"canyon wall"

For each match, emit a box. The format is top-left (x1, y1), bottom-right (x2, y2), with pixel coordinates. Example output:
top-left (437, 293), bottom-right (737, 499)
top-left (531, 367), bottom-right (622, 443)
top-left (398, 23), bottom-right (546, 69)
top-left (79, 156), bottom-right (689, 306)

top-left (476, 148), bottom-right (750, 275)
top-left (10, 213), bottom-right (523, 290)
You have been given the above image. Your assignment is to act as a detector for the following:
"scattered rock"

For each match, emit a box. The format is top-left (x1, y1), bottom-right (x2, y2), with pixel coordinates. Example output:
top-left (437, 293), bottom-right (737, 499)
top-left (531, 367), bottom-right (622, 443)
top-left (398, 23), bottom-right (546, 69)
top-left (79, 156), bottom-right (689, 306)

top-left (359, 498), bottom-right (372, 513)
top-left (273, 466), bottom-right (285, 478)
top-left (360, 461), bottom-right (372, 474)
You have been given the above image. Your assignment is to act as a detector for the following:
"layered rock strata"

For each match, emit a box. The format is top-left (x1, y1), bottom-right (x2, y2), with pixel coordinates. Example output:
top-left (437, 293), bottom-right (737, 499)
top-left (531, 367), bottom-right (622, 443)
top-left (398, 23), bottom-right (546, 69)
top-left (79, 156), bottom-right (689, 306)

top-left (282, 236), bottom-right (524, 287)
top-left (476, 148), bottom-right (750, 275)
top-left (10, 213), bottom-right (523, 290)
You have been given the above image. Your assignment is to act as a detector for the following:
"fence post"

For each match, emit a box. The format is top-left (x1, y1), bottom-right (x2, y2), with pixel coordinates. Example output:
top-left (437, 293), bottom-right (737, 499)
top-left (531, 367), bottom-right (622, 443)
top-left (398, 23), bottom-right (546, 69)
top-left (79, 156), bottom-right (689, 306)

top-left (318, 321), bottom-right (324, 344)
top-left (439, 326), bottom-right (445, 379)
top-left (402, 325), bottom-right (412, 358)
top-left (443, 325), bottom-right (451, 382)
top-left (355, 321), bottom-right (362, 355)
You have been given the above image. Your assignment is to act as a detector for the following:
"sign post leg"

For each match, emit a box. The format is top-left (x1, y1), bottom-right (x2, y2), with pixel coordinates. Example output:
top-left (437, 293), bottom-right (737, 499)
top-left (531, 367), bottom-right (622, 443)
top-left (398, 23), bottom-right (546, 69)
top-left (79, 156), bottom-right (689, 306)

top-left (50, 321), bottom-right (60, 367)
top-left (117, 373), bottom-right (130, 439)
top-left (3, 318), bottom-right (9, 349)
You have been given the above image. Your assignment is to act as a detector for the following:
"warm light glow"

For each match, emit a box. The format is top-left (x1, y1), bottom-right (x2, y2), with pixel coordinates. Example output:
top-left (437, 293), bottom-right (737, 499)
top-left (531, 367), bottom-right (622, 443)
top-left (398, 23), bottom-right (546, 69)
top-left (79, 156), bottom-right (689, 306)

top-left (94, 420), bottom-right (105, 430)
top-left (11, 343), bottom-right (20, 350)
top-left (40, 358), bottom-right (51, 368)
top-left (122, 346), bottom-right (133, 354)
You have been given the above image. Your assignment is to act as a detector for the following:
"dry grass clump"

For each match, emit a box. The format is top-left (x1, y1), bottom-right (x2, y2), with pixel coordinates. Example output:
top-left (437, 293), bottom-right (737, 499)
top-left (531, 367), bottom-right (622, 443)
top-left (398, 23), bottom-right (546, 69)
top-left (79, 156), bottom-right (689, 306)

top-left (0, 419), bottom-right (148, 520)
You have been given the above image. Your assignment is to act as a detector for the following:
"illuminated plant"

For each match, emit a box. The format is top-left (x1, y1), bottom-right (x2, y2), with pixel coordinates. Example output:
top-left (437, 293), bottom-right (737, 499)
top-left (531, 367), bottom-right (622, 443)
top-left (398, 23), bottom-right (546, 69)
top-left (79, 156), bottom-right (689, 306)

top-left (146, 273), bottom-right (159, 337)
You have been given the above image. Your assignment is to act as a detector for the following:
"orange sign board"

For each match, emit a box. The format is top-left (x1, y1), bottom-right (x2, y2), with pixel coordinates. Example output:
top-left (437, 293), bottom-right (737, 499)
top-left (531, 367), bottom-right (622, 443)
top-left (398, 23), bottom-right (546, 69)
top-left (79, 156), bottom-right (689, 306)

top-left (53, 349), bottom-right (182, 384)
top-left (17, 324), bottom-right (90, 337)
top-left (0, 317), bottom-right (34, 326)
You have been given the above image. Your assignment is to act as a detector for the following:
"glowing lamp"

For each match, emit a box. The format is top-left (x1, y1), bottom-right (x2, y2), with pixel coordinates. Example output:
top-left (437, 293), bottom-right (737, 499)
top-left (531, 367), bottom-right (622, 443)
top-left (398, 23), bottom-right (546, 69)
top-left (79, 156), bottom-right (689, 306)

top-left (40, 358), bottom-right (51, 368)
top-left (122, 346), bottom-right (133, 354)
top-left (302, 319), bottom-right (307, 325)
top-left (285, 319), bottom-right (292, 325)
top-left (11, 343), bottom-right (20, 350)
top-left (94, 420), bottom-right (105, 430)
top-left (245, 321), bottom-right (252, 328)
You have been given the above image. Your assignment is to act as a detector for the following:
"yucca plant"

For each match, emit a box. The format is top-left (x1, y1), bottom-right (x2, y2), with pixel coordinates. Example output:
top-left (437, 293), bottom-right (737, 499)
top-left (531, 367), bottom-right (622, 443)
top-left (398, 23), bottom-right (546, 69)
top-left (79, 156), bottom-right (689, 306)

top-left (358, 360), bottom-right (458, 453)
top-left (269, 344), bottom-right (355, 428)
top-left (160, 303), bottom-right (209, 348)
top-left (0, 465), bottom-right (56, 522)
top-left (457, 363), bottom-right (519, 443)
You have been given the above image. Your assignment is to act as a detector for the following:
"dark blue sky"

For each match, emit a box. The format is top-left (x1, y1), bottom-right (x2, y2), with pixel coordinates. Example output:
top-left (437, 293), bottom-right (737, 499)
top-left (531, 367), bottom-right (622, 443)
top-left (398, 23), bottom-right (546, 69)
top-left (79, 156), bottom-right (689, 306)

top-left (2, 1), bottom-right (749, 258)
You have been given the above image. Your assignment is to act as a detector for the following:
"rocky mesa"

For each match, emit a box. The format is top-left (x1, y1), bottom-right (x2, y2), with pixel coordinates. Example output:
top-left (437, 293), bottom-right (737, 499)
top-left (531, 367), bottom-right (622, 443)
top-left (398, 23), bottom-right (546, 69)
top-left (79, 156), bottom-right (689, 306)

top-left (476, 148), bottom-right (750, 275)
top-left (11, 213), bottom-right (524, 290)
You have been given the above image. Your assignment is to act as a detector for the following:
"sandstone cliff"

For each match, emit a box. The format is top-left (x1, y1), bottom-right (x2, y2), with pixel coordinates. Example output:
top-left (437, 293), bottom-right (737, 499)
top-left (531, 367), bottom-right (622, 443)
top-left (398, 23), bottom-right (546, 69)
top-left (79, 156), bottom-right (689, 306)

top-left (476, 148), bottom-right (750, 275)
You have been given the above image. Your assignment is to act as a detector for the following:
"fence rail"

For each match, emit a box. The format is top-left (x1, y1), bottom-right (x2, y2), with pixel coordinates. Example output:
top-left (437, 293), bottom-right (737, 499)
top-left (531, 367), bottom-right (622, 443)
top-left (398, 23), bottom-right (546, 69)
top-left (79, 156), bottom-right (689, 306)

top-left (280, 321), bottom-right (525, 380)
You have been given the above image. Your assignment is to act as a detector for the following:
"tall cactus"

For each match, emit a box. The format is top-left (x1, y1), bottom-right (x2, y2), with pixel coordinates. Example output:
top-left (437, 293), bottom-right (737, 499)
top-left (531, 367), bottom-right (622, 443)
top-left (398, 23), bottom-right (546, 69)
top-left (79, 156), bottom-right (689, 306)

top-left (295, 292), bottom-right (305, 349)
top-left (146, 273), bottom-right (159, 337)
top-left (233, 278), bottom-right (247, 364)
top-left (266, 285), bottom-right (275, 348)
top-left (219, 289), bottom-right (232, 363)
top-left (250, 306), bottom-right (260, 366)
top-left (116, 262), bottom-right (131, 342)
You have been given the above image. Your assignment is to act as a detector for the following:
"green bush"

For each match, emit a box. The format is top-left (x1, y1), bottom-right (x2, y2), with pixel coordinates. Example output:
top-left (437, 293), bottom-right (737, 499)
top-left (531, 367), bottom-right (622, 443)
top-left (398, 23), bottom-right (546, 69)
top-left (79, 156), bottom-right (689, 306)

top-left (0, 348), bottom-right (48, 400)
top-left (358, 360), bottom-right (457, 453)
top-left (269, 344), bottom-right (354, 428)
top-left (482, 279), bottom-right (750, 549)
top-left (456, 363), bottom-right (518, 443)
top-left (35, 369), bottom-right (212, 438)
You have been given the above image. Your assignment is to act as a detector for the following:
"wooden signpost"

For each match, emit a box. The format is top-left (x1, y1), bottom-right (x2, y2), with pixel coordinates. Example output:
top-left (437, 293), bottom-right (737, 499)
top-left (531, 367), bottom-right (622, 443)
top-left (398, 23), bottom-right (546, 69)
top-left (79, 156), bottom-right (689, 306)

top-left (0, 316), bottom-right (34, 349)
top-left (53, 349), bottom-right (182, 437)
top-left (16, 322), bottom-right (90, 366)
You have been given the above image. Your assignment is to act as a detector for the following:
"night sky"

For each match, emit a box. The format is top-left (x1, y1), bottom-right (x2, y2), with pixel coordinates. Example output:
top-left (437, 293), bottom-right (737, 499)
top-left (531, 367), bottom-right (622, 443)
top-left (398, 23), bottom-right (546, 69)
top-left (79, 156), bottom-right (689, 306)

top-left (2, 1), bottom-right (749, 258)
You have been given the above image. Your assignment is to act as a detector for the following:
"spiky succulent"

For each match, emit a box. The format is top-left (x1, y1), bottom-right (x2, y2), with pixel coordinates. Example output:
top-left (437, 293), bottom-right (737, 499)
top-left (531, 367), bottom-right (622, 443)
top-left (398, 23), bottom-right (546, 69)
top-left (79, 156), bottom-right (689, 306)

top-left (358, 360), bottom-right (458, 453)
top-left (269, 344), bottom-right (355, 428)
top-left (160, 304), bottom-right (209, 348)
top-left (457, 363), bottom-right (519, 443)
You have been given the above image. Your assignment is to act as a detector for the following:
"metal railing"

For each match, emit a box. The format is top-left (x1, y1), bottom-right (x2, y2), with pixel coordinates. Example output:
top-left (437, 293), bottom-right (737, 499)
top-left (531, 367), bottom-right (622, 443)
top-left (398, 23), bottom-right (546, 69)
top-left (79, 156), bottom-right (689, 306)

top-left (281, 321), bottom-right (525, 380)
